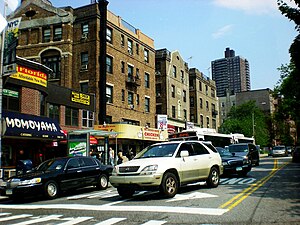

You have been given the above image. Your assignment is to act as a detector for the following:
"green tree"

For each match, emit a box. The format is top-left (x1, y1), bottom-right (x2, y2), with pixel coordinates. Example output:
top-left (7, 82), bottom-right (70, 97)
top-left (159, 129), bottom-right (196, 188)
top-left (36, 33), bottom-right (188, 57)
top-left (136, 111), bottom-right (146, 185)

top-left (276, 0), bottom-right (300, 144)
top-left (219, 101), bottom-right (270, 147)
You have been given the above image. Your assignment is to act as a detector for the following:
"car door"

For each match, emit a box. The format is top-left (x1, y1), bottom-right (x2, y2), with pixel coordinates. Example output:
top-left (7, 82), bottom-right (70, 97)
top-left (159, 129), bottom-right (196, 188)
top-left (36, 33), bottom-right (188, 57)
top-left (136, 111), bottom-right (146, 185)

top-left (60, 158), bottom-right (83, 190)
top-left (192, 142), bottom-right (211, 179)
top-left (79, 157), bottom-right (100, 187)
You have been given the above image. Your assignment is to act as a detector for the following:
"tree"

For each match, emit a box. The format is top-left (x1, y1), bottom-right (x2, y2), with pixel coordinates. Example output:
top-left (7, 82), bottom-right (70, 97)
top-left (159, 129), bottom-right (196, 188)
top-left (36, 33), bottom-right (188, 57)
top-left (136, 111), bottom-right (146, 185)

top-left (276, 0), bottom-right (300, 144)
top-left (219, 101), bottom-right (270, 147)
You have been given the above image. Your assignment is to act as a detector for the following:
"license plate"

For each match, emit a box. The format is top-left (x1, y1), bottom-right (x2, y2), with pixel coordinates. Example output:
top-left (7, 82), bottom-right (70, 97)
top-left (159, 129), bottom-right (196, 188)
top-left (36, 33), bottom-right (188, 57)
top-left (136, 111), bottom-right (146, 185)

top-left (6, 189), bottom-right (12, 195)
top-left (236, 167), bottom-right (243, 171)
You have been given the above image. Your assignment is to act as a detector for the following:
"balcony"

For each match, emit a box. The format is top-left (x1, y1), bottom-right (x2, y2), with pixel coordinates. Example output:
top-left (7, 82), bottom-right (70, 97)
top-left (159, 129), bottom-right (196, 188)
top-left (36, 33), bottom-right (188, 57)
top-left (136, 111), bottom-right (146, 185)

top-left (126, 75), bottom-right (141, 86)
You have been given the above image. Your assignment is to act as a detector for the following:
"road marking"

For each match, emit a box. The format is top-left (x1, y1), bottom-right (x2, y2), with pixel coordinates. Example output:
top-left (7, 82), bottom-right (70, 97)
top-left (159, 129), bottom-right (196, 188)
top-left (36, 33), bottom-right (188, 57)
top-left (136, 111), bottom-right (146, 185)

top-left (166, 192), bottom-right (218, 202)
top-left (0, 214), bottom-right (32, 222)
top-left (93, 217), bottom-right (127, 225)
top-left (56, 216), bottom-right (93, 225)
top-left (141, 220), bottom-right (167, 225)
top-left (219, 159), bottom-right (289, 211)
top-left (0, 204), bottom-right (228, 216)
top-left (0, 212), bottom-right (11, 216)
top-left (220, 178), bottom-right (256, 185)
top-left (9, 214), bottom-right (63, 225)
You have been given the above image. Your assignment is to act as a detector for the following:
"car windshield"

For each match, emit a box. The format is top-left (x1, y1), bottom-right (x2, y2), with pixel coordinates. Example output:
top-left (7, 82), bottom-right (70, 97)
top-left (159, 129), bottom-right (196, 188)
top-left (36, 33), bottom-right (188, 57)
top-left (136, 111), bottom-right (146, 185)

top-left (36, 158), bottom-right (67, 171)
top-left (228, 145), bottom-right (248, 153)
top-left (135, 143), bottom-right (179, 159)
top-left (273, 146), bottom-right (285, 150)
top-left (217, 147), bottom-right (232, 157)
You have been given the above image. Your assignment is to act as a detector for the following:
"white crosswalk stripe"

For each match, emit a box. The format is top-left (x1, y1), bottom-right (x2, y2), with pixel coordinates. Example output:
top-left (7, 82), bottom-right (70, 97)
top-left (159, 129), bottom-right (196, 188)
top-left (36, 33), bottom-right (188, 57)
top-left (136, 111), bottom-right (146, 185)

top-left (141, 220), bottom-right (167, 225)
top-left (56, 216), bottom-right (93, 225)
top-left (93, 217), bottom-right (127, 225)
top-left (9, 214), bottom-right (63, 225)
top-left (0, 214), bottom-right (32, 222)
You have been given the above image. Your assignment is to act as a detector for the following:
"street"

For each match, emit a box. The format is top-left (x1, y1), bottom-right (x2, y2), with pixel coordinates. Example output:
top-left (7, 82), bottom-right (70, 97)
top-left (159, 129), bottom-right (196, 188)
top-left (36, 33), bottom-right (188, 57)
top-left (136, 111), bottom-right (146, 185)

top-left (0, 156), bottom-right (299, 225)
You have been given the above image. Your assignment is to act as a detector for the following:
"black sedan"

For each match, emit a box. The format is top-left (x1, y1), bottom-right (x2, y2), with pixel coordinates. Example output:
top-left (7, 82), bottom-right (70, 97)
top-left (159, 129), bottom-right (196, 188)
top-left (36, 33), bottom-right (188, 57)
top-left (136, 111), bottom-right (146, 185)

top-left (292, 146), bottom-right (300, 163)
top-left (216, 147), bottom-right (252, 177)
top-left (0, 156), bottom-right (113, 200)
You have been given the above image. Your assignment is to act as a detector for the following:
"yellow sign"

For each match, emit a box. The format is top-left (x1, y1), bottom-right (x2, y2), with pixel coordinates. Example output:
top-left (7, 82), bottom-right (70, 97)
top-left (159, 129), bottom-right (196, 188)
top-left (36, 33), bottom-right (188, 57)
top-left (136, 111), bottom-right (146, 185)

top-left (71, 91), bottom-right (90, 105)
top-left (11, 65), bottom-right (47, 87)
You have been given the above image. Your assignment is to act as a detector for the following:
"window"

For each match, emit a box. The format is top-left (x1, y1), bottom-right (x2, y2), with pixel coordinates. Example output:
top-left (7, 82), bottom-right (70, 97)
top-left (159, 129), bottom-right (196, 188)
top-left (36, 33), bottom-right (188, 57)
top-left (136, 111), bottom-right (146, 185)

top-left (156, 84), bottom-right (161, 97)
top-left (121, 89), bottom-right (125, 101)
top-left (136, 68), bottom-right (140, 78)
top-left (128, 92), bottom-right (134, 105)
top-left (200, 98), bottom-right (203, 108)
top-left (106, 85), bottom-right (113, 103)
top-left (200, 115), bottom-right (204, 127)
top-left (121, 61), bottom-right (125, 73)
top-left (205, 85), bottom-right (208, 95)
top-left (190, 114), bottom-right (195, 122)
top-left (145, 97), bottom-right (150, 112)
top-left (190, 96), bottom-right (194, 107)
top-left (106, 55), bottom-right (113, 73)
top-left (172, 106), bottom-right (176, 118)
top-left (106, 27), bottom-right (112, 43)
top-left (128, 65), bottom-right (133, 76)
top-left (128, 39), bottom-right (133, 55)
top-left (53, 26), bottom-right (62, 41)
top-left (136, 94), bottom-right (140, 105)
top-left (40, 93), bottom-right (46, 116)
top-left (3, 87), bottom-right (20, 112)
top-left (207, 117), bottom-right (210, 128)
top-left (82, 110), bottom-right (94, 128)
top-left (199, 81), bottom-right (202, 91)
top-left (144, 48), bottom-right (149, 62)
top-left (145, 72), bottom-right (150, 88)
top-left (65, 107), bottom-right (79, 126)
top-left (211, 88), bottom-right (215, 98)
top-left (42, 55), bottom-right (61, 79)
top-left (81, 52), bottom-right (88, 67)
top-left (136, 43), bottom-right (139, 55)
top-left (183, 90), bottom-right (186, 102)
top-left (80, 82), bottom-right (88, 93)
top-left (193, 143), bottom-right (209, 155)
top-left (172, 65), bottom-right (177, 78)
top-left (121, 34), bottom-right (124, 46)
top-left (43, 27), bottom-right (51, 42)
top-left (206, 101), bottom-right (209, 111)
top-left (82, 23), bottom-right (89, 35)
top-left (171, 85), bottom-right (175, 98)
top-left (48, 104), bottom-right (59, 122)
top-left (183, 109), bottom-right (187, 120)
top-left (181, 70), bottom-right (184, 83)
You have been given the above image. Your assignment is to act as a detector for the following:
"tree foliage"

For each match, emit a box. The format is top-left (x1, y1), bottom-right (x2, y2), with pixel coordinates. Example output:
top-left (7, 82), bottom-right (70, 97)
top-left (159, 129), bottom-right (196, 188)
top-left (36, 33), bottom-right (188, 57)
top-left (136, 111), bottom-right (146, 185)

top-left (219, 101), bottom-right (270, 147)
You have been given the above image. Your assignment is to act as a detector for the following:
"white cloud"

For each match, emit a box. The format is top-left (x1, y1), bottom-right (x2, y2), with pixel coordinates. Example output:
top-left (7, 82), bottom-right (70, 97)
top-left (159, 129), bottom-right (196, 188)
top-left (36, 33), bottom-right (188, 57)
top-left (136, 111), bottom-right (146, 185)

top-left (212, 0), bottom-right (278, 14)
top-left (212, 24), bottom-right (234, 39)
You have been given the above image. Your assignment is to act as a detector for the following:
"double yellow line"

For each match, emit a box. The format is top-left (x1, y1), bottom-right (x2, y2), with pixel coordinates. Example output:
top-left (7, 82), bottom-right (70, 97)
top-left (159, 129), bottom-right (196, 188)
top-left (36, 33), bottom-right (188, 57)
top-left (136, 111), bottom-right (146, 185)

top-left (219, 159), bottom-right (289, 211)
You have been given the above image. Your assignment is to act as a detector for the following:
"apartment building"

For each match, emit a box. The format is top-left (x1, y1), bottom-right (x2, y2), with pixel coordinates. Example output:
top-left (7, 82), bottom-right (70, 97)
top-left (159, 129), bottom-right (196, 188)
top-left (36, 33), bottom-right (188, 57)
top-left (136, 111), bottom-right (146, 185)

top-left (189, 68), bottom-right (219, 130)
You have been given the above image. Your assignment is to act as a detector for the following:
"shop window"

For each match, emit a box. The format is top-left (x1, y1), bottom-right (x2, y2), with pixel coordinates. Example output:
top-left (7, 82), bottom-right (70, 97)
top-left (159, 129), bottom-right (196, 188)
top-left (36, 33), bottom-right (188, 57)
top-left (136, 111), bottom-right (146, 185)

top-left (82, 110), bottom-right (94, 128)
top-left (48, 103), bottom-right (60, 123)
top-left (65, 107), bottom-right (79, 126)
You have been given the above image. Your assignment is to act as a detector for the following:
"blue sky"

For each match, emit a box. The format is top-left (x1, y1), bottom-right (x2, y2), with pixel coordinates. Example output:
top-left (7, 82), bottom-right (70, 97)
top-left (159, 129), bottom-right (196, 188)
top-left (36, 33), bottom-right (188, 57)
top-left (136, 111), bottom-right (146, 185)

top-left (9, 0), bottom-right (300, 90)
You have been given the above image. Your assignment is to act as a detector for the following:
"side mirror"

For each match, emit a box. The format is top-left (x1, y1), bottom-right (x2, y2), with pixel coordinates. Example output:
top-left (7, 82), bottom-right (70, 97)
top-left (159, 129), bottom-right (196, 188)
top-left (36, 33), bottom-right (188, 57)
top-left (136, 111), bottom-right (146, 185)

top-left (180, 150), bottom-right (189, 157)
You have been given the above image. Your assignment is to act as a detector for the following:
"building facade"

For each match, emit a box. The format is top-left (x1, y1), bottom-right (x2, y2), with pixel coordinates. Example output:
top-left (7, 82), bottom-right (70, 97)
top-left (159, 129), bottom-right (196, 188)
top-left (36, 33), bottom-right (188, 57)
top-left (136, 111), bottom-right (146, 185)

top-left (218, 90), bottom-right (236, 125)
top-left (189, 68), bottom-right (219, 130)
top-left (211, 47), bottom-right (250, 97)
top-left (155, 49), bottom-right (190, 133)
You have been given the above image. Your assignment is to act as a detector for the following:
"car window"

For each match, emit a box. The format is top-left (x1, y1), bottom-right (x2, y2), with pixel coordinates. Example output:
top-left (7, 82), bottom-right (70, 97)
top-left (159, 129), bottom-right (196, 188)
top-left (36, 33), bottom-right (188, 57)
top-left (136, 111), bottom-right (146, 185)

top-left (193, 143), bottom-right (209, 155)
top-left (228, 145), bottom-right (248, 153)
top-left (80, 157), bottom-right (97, 167)
top-left (203, 142), bottom-right (218, 153)
top-left (36, 158), bottom-right (67, 171)
top-left (178, 143), bottom-right (194, 156)
top-left (67, 158), bottom-right (80, 169)
top-left (135, 143), bottom-right (178, 158)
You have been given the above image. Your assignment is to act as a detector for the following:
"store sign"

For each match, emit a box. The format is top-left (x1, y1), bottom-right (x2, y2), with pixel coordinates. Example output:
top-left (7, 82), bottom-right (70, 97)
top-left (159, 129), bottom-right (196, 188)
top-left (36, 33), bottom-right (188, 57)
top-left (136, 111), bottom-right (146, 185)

top-left (71, 91), bottom-right (90, 105)
top-left (3, 89), bottom-right (18, 98)
top-left (10, 65), bottom-right (47, 87)
top-left (157, 114), bottom-right (168, 130)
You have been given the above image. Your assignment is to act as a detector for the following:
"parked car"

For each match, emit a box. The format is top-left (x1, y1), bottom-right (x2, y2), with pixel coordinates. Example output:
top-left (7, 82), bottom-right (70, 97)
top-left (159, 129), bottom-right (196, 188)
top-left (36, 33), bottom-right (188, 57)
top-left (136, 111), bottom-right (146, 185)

top-left (216, 147), bottom-right (252, 176)
top-left (110, 141), bottom-right (223, 198)
top-left (286, 146), bottom-right (293, 155)
top-left (272, 145), bottom-right (288, 157)
top-left (228, 143), bottom-right (260, 166)
top-left (292, 146), bottom-right (300, 162)
top-left (0, 156), bottom-right (113, 200)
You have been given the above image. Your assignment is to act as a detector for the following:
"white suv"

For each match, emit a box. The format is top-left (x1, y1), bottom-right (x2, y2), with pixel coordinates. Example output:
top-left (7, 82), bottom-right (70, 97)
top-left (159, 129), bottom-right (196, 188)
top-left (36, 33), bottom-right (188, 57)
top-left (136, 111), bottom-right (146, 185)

top-left (110, 141), bottom-right (223, 198)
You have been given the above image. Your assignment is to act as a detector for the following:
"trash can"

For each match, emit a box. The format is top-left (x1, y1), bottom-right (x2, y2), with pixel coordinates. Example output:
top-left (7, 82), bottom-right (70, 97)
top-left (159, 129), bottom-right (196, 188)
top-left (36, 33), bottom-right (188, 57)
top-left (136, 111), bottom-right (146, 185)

top-left (16, 160), bottom-right (33, 175)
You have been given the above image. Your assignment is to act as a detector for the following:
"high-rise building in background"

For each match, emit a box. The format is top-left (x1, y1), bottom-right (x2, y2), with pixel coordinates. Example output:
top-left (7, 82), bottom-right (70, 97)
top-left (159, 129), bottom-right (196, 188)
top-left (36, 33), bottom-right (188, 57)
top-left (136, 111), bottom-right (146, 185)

top-left (211, 47), bottom-right (250, 97)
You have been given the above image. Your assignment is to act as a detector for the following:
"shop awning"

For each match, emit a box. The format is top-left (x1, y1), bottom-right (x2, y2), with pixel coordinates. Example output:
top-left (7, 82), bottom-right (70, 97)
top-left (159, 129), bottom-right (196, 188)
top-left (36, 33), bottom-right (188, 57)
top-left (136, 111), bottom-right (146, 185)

top-left (2, 110), bottom-right (66, 140)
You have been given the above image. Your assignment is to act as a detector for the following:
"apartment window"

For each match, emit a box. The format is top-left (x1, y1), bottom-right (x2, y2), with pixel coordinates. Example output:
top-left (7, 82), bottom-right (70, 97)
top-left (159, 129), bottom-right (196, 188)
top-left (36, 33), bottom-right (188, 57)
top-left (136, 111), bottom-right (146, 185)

top-left (206, 101), bottom-right (209, 111)
top-left (82, 110), bottom-right (94, 128)
top-left (190, 114), bottom-right (195, 122)
top-left (200, 115), bottom-right (204, 128)
top-left (81, 52), bottom-right (88, 67)
top-left (136, 94), bottom-right (140, 105)
top-left (212, 119), bottom-right (216, 129)
top-left (181, 70), bottom-right (184, 83)
top-left (121, 61), bottom-right (125, 73)
top-left (183, 109), bottom-right (187, 120)
top-left (145, 97), bottom-right (150, 113)
top-left (136, 43), bottom-right (139, 55)
top-left (205, 85), bottom-right (208, 95)
top-left (106, 85), bottom-right (113, 103)
top-left (2, 87), bottom-right (20, 112)
top-left (172, 65), bottom-right (177, 78)
top-left (172, 106), bottom-right (176, 118)
top-left (128, 65), bottom-right (133, 76)
top-left (128, 39), bottom-right (133, 55)
top-left (199, 81), bottom-right (202, 91)
top-left (53, 26), bottom-right (62, 41)
top-left (106, 27), bottom-right (112, 43)
top-left (144, 48), bottom-right (149, 62)
top-left (221, 102), bottom-right (225, 107)
top-left (80, 82), bottom-right (88, 93)
top-left (121, 89), bottom-right (125, 101)
top-left (42, 55), bottom-right (61, 79)
top-left (136, 68), bottom-right (140, 78)
top-left (65, 107), bottom-right (79, 126)
top-left (200, 98), bottom-right (203, 108)
top-left (171, 85), bottom-right (175, 98)
top-left (211, 88), bottom-right (215, 98)
top-left (145, 72), bottom-right (150, 88)
top-left (183, 90), bottom-right (186, 102)
top-left (48, 104), bottom-right (59, 123)
top-left (128, 92), bottom-right (134, 105)
top-left (190, 96), bottom-right (194, 107)
top-left (207, 117), bottom-right (210, 128)
top-left (106, 55), bottom-right (113, 73)
top-left (156, 84), bottom-right (161, 97)
top-left (121, 34), bottom-right (124, 46)
top-left (43, 28), bottom-right (51, 42)
top-left (82, 23), bottom-right (89, 34)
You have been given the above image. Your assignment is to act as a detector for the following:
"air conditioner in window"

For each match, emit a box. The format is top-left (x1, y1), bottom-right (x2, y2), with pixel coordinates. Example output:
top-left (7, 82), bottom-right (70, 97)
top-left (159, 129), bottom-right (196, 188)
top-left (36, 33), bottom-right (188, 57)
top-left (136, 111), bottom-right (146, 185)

top-left (81, 33), bottom-right (88, 39)
top-left (81, 64), bottom-right (88, 70)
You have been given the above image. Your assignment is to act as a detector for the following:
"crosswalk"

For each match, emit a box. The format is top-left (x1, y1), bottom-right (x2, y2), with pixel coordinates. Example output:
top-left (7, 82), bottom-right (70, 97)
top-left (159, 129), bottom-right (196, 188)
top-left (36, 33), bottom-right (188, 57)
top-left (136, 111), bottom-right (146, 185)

top-left (0, 212), bottom-right (167, 225)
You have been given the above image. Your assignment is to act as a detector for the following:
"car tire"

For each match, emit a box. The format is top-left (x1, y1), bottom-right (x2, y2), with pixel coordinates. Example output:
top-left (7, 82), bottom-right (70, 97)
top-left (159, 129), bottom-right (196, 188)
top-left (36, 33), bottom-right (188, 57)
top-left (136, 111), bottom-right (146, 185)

top-left (44, 180), bottom-right (59, 199)
top-left (159, 172), bottom-right (178, 198)
top-left (206, 167), bottom-right (220, 188)
top-left (117, 187), bottom-right (135, 198)
top-left (255, 160), bottom-right (259, 166)
top-left (96, 174), bottom-right (108, 190)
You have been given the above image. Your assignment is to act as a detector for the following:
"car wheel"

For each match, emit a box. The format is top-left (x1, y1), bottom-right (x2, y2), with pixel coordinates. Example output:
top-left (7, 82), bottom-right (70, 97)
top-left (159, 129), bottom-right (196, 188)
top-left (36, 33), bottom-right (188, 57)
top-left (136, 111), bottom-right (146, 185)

top-left (206, 167), bottom-right (220, 188)
top-left (44, 180), bottom-right (59, 199)
top-left (255, 160), bottom-right (259, 166)
top-left (159, 172), bottom-right (178, 198)
top-left (96, 174), bottom-right (108, 190)
top-left (117, 187), bottom-right (135, 198)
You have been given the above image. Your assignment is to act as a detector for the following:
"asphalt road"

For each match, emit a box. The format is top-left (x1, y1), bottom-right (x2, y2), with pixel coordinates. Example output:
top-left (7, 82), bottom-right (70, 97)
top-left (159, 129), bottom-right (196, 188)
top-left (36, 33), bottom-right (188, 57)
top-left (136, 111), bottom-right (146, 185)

top-left (0, 155), bottom-right (299, 225)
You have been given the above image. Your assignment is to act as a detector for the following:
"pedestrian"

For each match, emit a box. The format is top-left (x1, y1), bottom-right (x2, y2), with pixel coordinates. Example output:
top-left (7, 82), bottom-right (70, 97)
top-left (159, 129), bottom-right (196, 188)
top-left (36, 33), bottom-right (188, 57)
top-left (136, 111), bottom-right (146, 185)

top-left (117, 151), bottom-right (128, 165)
top-left (109, 147), bottom-right (115, 166)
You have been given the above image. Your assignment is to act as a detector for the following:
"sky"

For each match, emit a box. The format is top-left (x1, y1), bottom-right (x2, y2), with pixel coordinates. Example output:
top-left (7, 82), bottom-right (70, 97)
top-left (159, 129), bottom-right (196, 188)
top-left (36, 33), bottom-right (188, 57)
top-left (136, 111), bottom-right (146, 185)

top-left (6, 0), bottom-right (299, 90)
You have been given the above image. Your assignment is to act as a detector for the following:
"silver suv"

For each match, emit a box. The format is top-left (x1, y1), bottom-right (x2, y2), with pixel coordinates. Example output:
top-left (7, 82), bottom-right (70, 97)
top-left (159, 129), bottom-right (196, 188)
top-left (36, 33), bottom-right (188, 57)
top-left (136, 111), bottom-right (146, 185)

top-left (110, 141), bottom-right (223, 198)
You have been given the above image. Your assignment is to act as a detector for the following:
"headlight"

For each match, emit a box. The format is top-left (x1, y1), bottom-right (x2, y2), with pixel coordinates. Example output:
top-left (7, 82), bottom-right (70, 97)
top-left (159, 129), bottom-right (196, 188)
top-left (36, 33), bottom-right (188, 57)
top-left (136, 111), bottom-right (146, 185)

top-left (222, 161), bottom-right (229, 166)
top-left (19, 178), bottom-right (42, 185)
top-left (140, 165), bottom-right (158, 175)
